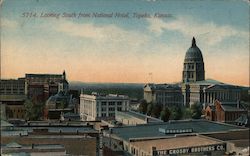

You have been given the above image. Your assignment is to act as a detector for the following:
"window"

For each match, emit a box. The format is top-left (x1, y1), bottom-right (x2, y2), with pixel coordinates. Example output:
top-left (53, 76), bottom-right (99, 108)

top-left (109, 113), bottom-right (115, 117)
top-left (101, 102), bottom-right (107, 106)
top-left (108, 102), bottom-right (115, 106)
top-left (117, 107), bottom-right (122, 111)
top-left (109, 107), bottom-right (115, 111)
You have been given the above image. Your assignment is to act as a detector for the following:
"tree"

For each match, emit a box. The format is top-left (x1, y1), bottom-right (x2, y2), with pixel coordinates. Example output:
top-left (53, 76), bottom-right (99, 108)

top-left (182, 107), bottom-right (192, 119)
top-left (160, 107), bottom-right (171, 122)
top-left (147, 103), bottom-right (153, 116)
top-left (151, 104), bottom-right (162, 118)
top-left (170, 106), bottom-right (183, 120)
top-left (138, 99), bottom-right (148, 114)
top-left (24, 99), bottom-right (44, 121)
top-left (190, 102), bottom-right (202, 119)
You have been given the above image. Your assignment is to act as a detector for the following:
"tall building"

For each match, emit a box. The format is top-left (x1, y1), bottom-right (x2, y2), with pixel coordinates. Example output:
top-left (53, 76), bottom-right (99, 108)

top-left (80, 93), bottom-right (130, 121)
top-left (0, 78), bottom-right (26, 119)
top-left (182, 37), bottom-right (205, 83)
top-left (25, 71), bottom-right (68, 102)
top-left (181, 38), bottom-right (242, 107)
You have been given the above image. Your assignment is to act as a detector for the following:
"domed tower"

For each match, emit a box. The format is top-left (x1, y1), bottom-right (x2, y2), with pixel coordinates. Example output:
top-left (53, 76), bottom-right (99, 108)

top-left (182, 37), bottom-right (205, 83)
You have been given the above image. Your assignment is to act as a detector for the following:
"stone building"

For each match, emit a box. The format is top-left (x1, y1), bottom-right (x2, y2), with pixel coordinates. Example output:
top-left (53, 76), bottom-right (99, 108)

top-left (143, 84), bottom-right (183, 107)
top-left (80, 93), bottom-right (130, 121)
top-left (182, 37), bottom-right (205, 83)
top-left (144, 37), bottom-right (243, 109)
top-left (181, 38), bottom-right (242, 107)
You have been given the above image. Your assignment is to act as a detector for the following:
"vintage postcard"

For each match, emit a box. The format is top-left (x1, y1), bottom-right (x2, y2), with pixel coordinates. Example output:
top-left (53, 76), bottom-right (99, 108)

top-left (0, 0), bottom-right (249, 156)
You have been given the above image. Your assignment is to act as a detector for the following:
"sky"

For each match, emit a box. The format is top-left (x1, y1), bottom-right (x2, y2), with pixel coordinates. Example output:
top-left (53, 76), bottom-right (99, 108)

top-left (1, 0), bottom-right (249, 86)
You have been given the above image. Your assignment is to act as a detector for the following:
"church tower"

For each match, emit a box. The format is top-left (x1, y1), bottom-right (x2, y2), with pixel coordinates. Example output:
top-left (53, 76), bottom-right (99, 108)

top-left (58, 70), bottom-right (69, 94)
top-left (182, 37), bottom-right (205, 83)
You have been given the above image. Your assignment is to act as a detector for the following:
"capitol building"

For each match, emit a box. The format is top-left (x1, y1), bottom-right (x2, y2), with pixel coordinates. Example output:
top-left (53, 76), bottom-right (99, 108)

top-left (144, 37), bottom-right (242, 109)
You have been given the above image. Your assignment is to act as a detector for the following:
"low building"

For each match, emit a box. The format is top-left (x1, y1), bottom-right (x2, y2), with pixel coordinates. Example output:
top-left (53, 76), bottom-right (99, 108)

top-left (80, 93), bottom-right (130, 121)
top-left (144, 84), bottom-right (183, 107)
top-left (205, 100), bottom-right (247, 123)
top-left (103, 120), bottom-right (249, 155)
top-left (1, 142), bottom-right (66, 156)
top-left (115, 110), bottom-right (163, 126)
top-left (44, 91), bottom-right (76, 120)
top-left (1, 121), bottom-right (100, 156)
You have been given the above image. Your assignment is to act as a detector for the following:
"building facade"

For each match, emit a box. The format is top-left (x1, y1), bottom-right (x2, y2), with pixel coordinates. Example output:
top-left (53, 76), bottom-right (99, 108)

top-left (181, 38), bottom-right (242, 107)
top-left (25, 71), bottom-right (68, 102)
top-left (103, 120), bottom-right (248, 156)
top-left (182, 37), bottom-right (205, 83)
top-left (205, 100), bottom-right (247, 123)
top-left (143, 84), bottom-right (183, 107)
top-left (0, 78), bottom-right (26, 119)
top-left (144, 38), bottom-right (243, 109)
top-left (80, 93), bottom-right (129, 121)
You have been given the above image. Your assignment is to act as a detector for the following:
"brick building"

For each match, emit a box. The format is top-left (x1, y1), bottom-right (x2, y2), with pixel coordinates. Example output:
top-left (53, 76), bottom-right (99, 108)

top-left (205, 100), bottom-right (247, 123)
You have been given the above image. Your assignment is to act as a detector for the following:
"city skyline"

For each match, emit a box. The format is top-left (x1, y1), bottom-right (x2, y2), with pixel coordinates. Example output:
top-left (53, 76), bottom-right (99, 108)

top-left (1, 0), bottom-right (249, 86)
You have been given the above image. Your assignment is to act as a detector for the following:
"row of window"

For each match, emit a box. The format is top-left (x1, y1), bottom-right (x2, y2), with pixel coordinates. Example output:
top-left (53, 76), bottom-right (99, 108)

top-left (100, 107), bottom-right (122, 111)
top-left (101, 101), bottom-right (123, 106)
top-left (101, 113), bottom-right (115, 117)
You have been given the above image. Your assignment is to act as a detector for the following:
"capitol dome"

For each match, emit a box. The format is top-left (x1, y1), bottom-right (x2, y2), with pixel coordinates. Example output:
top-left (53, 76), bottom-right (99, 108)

top-left (182, 37), bottom-right (205, 83)
top-left (184, 37), bottom-right (204, 62)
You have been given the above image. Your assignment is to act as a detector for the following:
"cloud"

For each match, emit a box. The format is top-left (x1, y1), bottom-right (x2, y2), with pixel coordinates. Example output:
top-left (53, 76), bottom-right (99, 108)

top-left (147, 16), bottom-right (248, 45)
top-left (55, 20), bottom-right (150, 47)
top-left (1, 18), bottom-right (18, 29)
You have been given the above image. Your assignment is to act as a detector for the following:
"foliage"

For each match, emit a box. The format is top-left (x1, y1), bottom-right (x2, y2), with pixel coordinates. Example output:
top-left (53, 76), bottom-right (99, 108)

top-left (160, 107), bottom-right (171, 122)
top-left (190, 102), bottom-right (202, 119)
top-left (151, 104), bottom-right (162, 118)
top-left (146, 103), bottom-right (153, 116)
top-left (170, 106), bottom-right (183, 120)
top-left (182, 107), bottom-right (192, 119)
top-left (24, 99), bottom-right (44, 121)
top-left (138, 99), bottom-right (148, 114)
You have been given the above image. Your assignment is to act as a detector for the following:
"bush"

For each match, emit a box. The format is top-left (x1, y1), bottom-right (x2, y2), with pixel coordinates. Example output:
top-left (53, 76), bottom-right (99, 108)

top-left (160, 107), bottom-right (171, 122)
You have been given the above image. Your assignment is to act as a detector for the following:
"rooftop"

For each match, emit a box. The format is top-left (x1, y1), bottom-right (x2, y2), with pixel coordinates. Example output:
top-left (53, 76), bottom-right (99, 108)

top-left (80, 93), bottom-right (129, 100)
top-left (144, 83), bottom-right (181, 91)
top-left (25, 73), bottom-right (62, 78)
top-left (109, 120), bottom-right (246, 141)
top-left (116, 111), bottom-right (163, 123)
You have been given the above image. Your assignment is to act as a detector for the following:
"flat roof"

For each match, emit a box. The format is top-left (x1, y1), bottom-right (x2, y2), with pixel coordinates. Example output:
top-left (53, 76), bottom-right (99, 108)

top-left (110, 120), bottom-right (246, 141)
top-left (131, 135), bottom-right (223, 153)
top-left (116, 111), bottom-right (162, 122)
